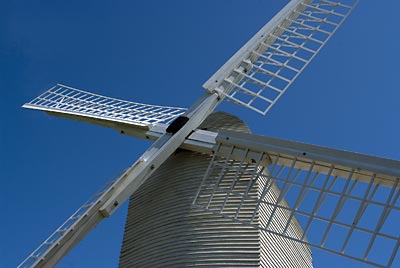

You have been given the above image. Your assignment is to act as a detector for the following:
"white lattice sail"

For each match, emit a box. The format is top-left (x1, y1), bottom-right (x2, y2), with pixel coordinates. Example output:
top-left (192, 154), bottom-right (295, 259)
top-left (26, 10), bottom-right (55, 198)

top-left (204, 0), bottom-right (359, 115)
top-left (193, 130), bottom-right (400, 268)
top-left (23, 84), bottom-right (187, 128)
top-left (17, 173), bottom-right (123, 268)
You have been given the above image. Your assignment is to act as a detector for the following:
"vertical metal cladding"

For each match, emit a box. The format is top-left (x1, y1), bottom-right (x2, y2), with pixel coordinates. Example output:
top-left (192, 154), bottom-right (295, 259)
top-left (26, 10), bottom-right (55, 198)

top-left (119, 112), bottom-right (312, 267)
top-left (258, 177), bottom-right (313, 268)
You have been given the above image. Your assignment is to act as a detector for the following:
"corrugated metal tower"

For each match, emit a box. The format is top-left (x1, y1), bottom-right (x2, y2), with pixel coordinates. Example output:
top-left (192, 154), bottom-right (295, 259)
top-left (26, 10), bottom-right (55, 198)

top-left (119, 112), bottom-right (312, 267)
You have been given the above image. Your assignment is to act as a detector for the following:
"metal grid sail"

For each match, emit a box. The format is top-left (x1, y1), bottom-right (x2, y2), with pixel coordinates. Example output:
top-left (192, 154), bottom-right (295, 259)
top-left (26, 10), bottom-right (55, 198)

top-left (203, 0), bottom-right (358, 115)
top-left (193, 130), bottom-right (400, 268)
top-left (23, 84), bottom-right (187, 127)
top-left (17, 176), bottom-right (120, 268)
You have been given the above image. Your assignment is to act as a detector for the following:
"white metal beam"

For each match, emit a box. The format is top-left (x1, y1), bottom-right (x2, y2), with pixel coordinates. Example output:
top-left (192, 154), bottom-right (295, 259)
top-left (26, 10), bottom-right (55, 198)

top-left (216, 130), bottom-right (400, 187)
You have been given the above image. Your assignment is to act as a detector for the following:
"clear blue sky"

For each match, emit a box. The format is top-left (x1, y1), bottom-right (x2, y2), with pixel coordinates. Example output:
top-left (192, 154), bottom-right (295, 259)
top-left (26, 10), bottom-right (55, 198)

top-left (2, 1), bottom-right (399, 267)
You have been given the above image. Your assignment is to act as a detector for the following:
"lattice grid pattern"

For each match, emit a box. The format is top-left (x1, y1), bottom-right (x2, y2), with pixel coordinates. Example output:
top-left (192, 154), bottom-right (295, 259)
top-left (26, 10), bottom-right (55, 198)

top-left (193, 142), bottom-right (400, 268)
top-left (24, 84), bottom-right (187, 126)
top-left (17, 176), bottom-right (120, 268)
top-left (215, 0), bottom-right (358, 115)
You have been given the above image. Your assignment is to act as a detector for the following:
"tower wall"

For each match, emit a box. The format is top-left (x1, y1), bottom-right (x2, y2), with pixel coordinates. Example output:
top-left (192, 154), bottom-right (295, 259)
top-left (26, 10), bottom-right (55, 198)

top-left (119, 112), bottom-right (312, 267)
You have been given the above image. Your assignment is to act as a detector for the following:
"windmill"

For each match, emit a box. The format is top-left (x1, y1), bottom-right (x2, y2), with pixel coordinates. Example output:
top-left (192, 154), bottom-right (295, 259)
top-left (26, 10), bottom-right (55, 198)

top-left (17, 0), bottom-right (400, 267)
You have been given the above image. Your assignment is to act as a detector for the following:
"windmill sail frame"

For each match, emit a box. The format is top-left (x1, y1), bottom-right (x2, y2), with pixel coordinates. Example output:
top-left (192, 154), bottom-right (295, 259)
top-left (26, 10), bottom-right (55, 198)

top-left (23, 84), bottom-right (187, 128)
top-left (204, 0), bottom-right (359, 115)
top-left (193, 130), bottom-right (400, 268)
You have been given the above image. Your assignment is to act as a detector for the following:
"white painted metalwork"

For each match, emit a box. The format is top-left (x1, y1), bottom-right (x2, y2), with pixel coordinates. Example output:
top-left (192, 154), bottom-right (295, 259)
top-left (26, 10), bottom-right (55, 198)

top-left (23, 84), bottom-right (187, 127)
top-left (19, 1), bottom-right (383, 267)
top-left (204, 0), bottom-right (358, 115)
top-left (17, 177), bottom-right (119, 268)
top-left (19, 89), bottom-right (223, 268)
top-left (98, 91), bottom-right (222, 218)
top-left (120, 113), bottom-right (267, 268)
top-left (193, 130), bottom-right (400, 268)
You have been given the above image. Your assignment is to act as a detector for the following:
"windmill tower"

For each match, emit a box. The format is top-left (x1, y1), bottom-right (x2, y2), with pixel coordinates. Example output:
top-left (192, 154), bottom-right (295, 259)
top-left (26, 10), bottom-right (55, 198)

top-left (17, 1), bottom-right (400, 268)
top-left (119, 111), bottom-right (313, 267)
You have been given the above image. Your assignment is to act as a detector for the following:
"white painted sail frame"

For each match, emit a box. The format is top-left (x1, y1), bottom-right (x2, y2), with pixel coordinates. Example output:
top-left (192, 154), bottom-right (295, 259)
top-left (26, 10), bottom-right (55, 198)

top-left (23, 84), bottom-right (187, 128)
top-left (194, 130), bottom-right (400, 268)
top-left (204, 0), bottom-right (359, 115)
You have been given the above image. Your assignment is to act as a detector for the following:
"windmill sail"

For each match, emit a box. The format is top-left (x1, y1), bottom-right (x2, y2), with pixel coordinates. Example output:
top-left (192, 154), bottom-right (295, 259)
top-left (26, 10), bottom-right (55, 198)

top-left (17, 178), bottom-right (119, 268)
top-left (193, 130), bottom-right (400, 267)
top-left (23, 84), bottom-right (187, 134)
top-left (204, 0), bottom-right (358, 115)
